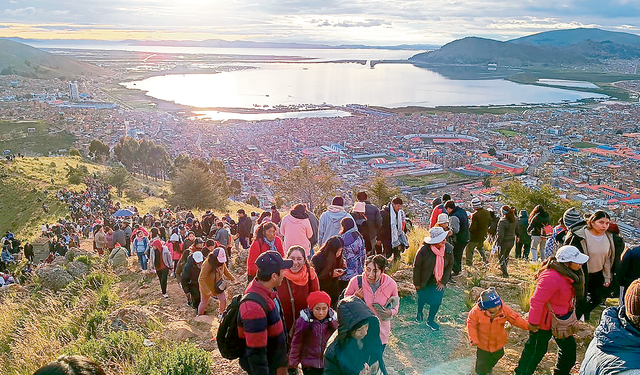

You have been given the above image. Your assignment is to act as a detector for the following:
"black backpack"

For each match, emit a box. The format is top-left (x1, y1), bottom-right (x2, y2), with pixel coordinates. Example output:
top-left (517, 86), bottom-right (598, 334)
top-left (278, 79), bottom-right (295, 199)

top-left (217, 292), bottom-right (269, 360)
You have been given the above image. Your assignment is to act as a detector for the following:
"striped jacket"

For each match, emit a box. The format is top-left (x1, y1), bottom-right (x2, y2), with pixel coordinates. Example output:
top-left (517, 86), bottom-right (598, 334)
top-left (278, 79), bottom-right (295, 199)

top-left (238, 280), bottom-right (289, 375)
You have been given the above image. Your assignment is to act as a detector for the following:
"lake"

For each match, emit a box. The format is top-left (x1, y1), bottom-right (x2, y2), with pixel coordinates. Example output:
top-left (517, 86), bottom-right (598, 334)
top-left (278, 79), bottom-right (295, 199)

top-left (123, 62), bottom-right (607, 118)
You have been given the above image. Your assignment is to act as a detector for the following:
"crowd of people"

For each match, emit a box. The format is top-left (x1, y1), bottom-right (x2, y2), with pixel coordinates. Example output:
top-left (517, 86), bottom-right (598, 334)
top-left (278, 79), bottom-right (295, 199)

top-left (5, 184), bottom-right (640, 375)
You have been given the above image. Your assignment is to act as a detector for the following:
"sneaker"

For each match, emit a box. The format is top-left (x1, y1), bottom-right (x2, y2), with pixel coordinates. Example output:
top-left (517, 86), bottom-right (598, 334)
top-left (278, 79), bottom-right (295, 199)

top-left (162, 294), bottom-right (169, 298)
top-left (426, 320), bottom-right (440, 331)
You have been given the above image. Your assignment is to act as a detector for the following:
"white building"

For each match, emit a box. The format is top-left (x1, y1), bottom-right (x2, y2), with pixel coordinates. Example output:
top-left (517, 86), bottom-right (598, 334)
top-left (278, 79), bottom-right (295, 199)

top-left (69, 81), bottom-right (79, 101)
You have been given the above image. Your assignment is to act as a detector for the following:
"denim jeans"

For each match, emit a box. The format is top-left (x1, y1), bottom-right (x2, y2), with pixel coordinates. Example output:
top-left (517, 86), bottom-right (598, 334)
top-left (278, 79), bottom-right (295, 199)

top-left (137, 252), bottom-right (147, 270)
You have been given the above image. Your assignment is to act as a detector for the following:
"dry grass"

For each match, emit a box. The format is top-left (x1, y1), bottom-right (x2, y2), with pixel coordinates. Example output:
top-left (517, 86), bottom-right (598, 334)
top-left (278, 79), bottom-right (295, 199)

top-left (404, 225), bottom-right (429, 265)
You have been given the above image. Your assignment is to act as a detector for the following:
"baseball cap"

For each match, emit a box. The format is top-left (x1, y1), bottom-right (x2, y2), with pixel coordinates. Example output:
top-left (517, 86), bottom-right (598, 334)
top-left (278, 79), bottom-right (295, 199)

top-left (192, 251), bottom-right (204, 263)
top-left (256, 251), bottom-right (293, 277)
top-left (436, 213), bottom-right (449, 225)
top-left (556, 245), bottom-right (589, 264)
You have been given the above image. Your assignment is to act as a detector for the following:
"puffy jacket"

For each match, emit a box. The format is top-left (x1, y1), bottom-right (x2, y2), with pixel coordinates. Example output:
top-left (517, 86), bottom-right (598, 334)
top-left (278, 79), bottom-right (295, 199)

top-left (344, 273), bottom-right (399, 345)
top-left (450, 207), bottom-right (470, 244)
top-left (280, 214), bottom-right (313, 256)
top-left (528, 268), bottom-right (576, 331)
top-left (467, 303), bottom-right (528, 353)
top-left (413, 242), bottom-right (454, 290)
top-left (318, 207), bottom-right (353, 247)
top-left (580, 306), bottom-right (640, 375)
top-left (288, 307), bottom-right (338, 369)
top-left (323, 296), bottom-right (386, 375)
top-left (246, 237), bottom-right (284, 278)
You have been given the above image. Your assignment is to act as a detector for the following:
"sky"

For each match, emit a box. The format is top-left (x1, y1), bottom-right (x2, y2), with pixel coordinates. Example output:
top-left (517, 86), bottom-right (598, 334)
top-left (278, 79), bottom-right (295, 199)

top-left (1, 0), bottom-right (640, 45)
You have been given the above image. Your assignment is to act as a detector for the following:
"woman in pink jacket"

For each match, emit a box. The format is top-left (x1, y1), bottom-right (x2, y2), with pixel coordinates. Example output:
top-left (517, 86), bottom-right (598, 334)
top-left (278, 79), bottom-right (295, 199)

top-left (344, 254), bottom-right (400, 349)
top-left (280, 204), bottom-right (314, 257)
top-left (515, 245), bottom-right (588, 375)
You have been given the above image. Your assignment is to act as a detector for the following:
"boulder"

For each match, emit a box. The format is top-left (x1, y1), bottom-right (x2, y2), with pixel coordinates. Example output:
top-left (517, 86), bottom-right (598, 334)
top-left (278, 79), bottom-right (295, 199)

top-left (36, 265), bottom-right (73, 290)
top-left (392, 268), bottom-right (413, 283)
top-left (107, 305), bottom-right (156, 334)
top-left (193, 314), bottom-right (215, 325)
top-left (51, 256), bottom-right (68, 267)
top-left (65, 247), bottom-right (91, 262)
top-left (396, 281), bottom-right (416, 297)
top-left (165, 321), bottom-right (196, 341)
top-left (66, 261), bottom-right (89, 278)
top-left (32, 238), bottom-right (50, 263)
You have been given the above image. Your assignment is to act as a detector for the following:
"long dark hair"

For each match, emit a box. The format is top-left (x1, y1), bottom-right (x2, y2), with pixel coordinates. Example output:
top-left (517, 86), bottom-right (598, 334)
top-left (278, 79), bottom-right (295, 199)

top-left (254, 221), bottom-right (277, 242)
top-left (529, 205), bottom-right (546, 223)
top-left (313, 236), bottom-right (344, 272)
top-left (502, 205), bottom-right (516, 223)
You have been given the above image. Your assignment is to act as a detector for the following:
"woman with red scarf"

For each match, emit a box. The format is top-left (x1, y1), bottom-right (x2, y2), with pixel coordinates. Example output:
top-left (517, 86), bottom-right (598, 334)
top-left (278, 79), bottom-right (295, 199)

top-left (277, 246), bottom-right (320, 337)
top-left (413, 226), bottom-right (454, 331)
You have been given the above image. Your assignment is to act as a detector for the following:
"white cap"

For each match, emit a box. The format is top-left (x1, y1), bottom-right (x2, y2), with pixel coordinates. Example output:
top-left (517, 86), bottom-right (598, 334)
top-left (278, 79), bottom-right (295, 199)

top-left (424, 226), bottom-right (448, 244)
top-left (192, 251), bottom-right (204, 263)
top-left (556, 245), bottom-right (589, 265)
top-left (169, 233), bottom-right (180, 242)
top-left (436, 213), bottom-right (449, 225)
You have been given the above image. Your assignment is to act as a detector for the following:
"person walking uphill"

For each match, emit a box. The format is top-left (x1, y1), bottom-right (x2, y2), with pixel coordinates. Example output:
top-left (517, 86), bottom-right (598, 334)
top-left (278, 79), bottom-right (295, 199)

top-left (515, 245), bottom-right (588, 375)
top-left (198, 248), bottom-right (235, 318)
top-left (515, 210), bottom-right (531, 260)
top-left (579, 278), bottom-right (640, 375)
top-left (318, 197), bottom-right (352, 247)
top-left (356, 192), bottom-right (382, 255)
top-left (182, 250), bottom-right (204, 309)
top-left (379, 197), bottom-right (408, 262)
top-left (467, 288), bottom-right (529, 375)
top-left (323, 296), bottom-right (387, 375)
top-left (466, 198), bottom-right (491, 265)
top-left (496, 206), bottom-right (517, 277)
top-left (280, 204), bottom-right (314, 257)
top-left (238, 251), bottom-right (292, 375)
top-left (247, 222), bottom-right (284, 283)
top-left (344, 255), bottom-right (399, 346)
top-left (413, 227), bottom-right (454, 331)
top-left (237, 209), bottom-right (253, 250)
top-left (149, 228), bottom-right (173, 298)
top-left (444, 200), bottom-right (469, 276)
top-left (527, 205), bottom-right (550, 262)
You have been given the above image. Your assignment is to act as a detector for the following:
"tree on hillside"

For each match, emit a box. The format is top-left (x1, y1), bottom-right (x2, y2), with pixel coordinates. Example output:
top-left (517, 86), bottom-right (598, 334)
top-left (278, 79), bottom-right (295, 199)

top-left (229, 179), bottom-right (242, 198)
top-left (66, 164), bottom-right (89, 184)
top-left (113, 137), bottom-right (139, 171)
top-left (369, 172), bottom-right (400, 207)
top-left (113, 137), bottom-right (172, 181)
top-left (246, 195), bottom-right (260, 208)
top-left (169, 163), bottom-right (227, 210)
top-left (89, 139), bottom-right (110, 161)
top-left (173, 153), bottom-right (191, 170)
top-left (500, 179), bottom-right (582, 223)
top-left (106, 165), bottom-right (131, 197)
top-left (273, 158), bottom-right (339, 212)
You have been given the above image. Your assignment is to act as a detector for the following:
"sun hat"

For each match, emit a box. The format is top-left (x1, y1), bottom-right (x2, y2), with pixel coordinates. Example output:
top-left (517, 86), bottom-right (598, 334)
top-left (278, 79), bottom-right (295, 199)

top-left (556, 245), bottom-right (589, 264)
top-left (424, 226), bottom-right (448, 244)
top-left (436, 213), bottom-right (449, 225)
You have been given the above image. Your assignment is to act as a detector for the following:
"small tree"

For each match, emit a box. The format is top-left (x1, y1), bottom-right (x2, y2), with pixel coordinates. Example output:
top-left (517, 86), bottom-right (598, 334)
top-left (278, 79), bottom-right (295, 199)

top-left (169, 164), bottom-right (227, 210)
top-left (125, 186), bottom-right (145, 203)
top-left (246, 195), bottom-right (260, 208)
top-left (229, 179), bottom-right (242, 198)
top-left (273, 158), bottom-right (339, 212)
top-left (69, 148), bottom-right (82, 157)
top-left (66, 164), bottom-right (89, 184)
top-left (369, 172), bottom-right (400, 207)
top-left (89, 139), bottom-right (110, 161)
top-left (500, 179), bottom-right (582, 223)
top-left (106, 165), bottom-right (131, 197)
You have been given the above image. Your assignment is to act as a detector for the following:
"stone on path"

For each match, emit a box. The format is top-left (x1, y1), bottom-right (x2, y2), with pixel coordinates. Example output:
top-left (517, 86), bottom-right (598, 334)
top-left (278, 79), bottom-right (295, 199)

top-left (36, 265), bottom-right (73, 290)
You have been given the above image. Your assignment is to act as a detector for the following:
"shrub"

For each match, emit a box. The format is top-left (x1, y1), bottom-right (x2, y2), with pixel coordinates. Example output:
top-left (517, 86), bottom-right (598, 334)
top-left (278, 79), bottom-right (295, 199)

top-left (518, 282), bottom-right (536, 312)
top-left (83, 271), bottom-right (117, 290)
top-left (405, 225), bottom-right (429, 265)
top-left (74, 255), bottom-right (92, 267)
top-left (69, 331), bottom-right (144, 367)
top-left (385, 259), bottom-right (403, 275)
top-left (85, 310), bottom-right (108, 339)
top-left (96, 288), bottom-right (119, 311)
top-left (135, 343), bottom-right (212, 375)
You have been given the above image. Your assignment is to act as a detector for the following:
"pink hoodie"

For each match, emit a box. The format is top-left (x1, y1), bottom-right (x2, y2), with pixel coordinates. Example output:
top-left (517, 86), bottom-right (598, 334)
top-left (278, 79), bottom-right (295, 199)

top-left (344, 273), bottom-right (399, 345)
top-left (528, 267), bottom-right (576, 331)
top-left (280, 214), bottom-right (313, 256)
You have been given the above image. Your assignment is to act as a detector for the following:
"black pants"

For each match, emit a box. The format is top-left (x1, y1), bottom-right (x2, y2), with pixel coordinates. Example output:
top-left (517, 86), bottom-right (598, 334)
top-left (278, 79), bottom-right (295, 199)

top-left (302, 368), bottom-right (323, 375)
top-left (515, 330), bottom-right (576, 375)
top-left (156, 268), bottom-right (169, 294)
top-left (498, 239), bottom-right (514, 276)
top-left (476, 348), bottom-right (504, 375)
top-left (577, 270), bottom-right (607, 321)
top-left (188, 284), bottom-right (200, 309)
top-left (452, 241), bottom-right (467, 274)
top-left (515, 241), bottom-right (530, 259)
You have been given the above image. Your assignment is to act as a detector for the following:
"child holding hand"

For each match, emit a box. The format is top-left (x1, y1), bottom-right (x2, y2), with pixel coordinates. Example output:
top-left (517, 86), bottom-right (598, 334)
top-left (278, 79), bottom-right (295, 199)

top-left (288, 291), bottom-right (338, 375)
top-left (467, 287), bottom-right (530, 375)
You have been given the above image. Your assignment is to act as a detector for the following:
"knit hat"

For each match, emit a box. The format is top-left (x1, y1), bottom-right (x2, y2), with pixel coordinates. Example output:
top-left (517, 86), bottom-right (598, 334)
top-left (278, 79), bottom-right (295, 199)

top-left (479, 287), bottom-right (502, 310)
top-left (436, 213), bottom-right (449, 225)
top-left (472, 198), bottom-right (482, 208)
top-left (563, 208), bottom-right (582, 228)
top-left (353, 202), bottom-right (366, 214)
top-left (332, 196), bottom-right (344, 207)
top-left (625, 278), bottom-right (640, 326)
top-left (307, 291), bottom-right (332, 309)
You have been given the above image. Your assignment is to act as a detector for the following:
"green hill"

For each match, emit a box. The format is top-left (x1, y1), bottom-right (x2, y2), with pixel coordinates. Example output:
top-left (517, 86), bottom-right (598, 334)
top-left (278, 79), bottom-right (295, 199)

top-left (0, 39), bottom-right (107, 79)
top-left (510, 27), bottom-right (640, 47)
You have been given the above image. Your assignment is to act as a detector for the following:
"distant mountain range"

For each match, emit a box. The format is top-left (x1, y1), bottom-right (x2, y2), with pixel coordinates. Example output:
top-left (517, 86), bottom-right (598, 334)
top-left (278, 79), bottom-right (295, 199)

top-left (0, 39), bottom-right (106, 78)
top-left (410, 28), bottom-right (640, 67)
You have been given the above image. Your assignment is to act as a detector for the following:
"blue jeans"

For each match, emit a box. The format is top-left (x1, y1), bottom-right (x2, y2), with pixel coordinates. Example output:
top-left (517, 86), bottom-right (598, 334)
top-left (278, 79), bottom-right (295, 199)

top-left (137, 252), bottom-right (147, 270)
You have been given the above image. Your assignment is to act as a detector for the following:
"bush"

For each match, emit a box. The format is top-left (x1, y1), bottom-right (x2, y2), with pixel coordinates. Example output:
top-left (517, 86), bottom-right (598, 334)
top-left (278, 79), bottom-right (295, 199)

top-left (518, 282), bottom-right (536, 312)
top-left (96, 288), bottom-right (118, 310)
top-left (134, 343), bottom-right (212, 375)
top-left (69, 331), bottom-right (144, 366)
top-left (85, 310), bottom-right (107, 339)
top-left (83, 271), bottom-right (117, 290)
top-left (405, 225), bottom-right (429, 265)
top-left (74, 255), bottom-right (92, 267)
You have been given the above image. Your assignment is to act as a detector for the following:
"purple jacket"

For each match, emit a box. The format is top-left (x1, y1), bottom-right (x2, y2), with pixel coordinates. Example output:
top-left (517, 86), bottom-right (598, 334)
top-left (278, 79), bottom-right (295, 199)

top-left (288, 307), bottom-right (338, 369)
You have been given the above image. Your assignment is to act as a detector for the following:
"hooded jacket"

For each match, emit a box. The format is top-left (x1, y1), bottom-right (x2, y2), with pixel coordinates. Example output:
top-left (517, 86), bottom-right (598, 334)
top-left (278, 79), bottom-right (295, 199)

top-left (324, 296), bottom-right (386, 375)
top-left (318, 206), bottom-right (353, 246)
top-left (616, 245), bottom-right (640, 290)
top-left (564, 223), bottom-right (615, 284)
top-left (467, 303), bottom-right (529, 353)
top-left (580, 306), bottom-right (640, 375)
top-left (527, 211), bottom-right (550, 237)
top-left (280, 213), bottom-right (313, 256)
top-left (288, 307), bottom-right (338, 369)
top-left (340, 228), bottom-right (366, 282)
top-left (528, 267), bottom-right (576, 331)
top-left (344, 273), bottom-right (399, 345)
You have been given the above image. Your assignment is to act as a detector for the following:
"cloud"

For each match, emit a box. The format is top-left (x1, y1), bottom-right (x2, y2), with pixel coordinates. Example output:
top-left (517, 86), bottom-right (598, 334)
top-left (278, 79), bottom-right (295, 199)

top-left (4, 7), bottom-right (41, 17)
top-left (313, 18), bottom-right (390, 28)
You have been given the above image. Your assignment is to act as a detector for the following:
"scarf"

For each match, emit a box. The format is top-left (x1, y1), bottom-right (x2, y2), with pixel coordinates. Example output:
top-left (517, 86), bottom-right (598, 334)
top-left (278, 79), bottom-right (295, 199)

top-left (390, 203), bottom-right (406, 248)
top-left (283, 264), bottom-right (318, 286)
top-left (431, 242), bottom-right (446, 283)
top-left (262, 236), bottom-right (278, 253)
top-left (539, 257), bottom-right (585, 300)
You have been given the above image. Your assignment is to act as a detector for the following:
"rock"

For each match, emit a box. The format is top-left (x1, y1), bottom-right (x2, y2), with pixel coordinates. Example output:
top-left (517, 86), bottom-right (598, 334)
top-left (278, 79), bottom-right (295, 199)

top-left (396, 281), bottom-right (416, 297)
top-left (193, 314), bottom-right (215, 325)
top-left (470, 286), bottom-right (484, 302)
top-left (107, 305), bottom-right (156, 334)
top-left (36, 265), bottom-right (73, 290)
top-left (165, 321), bottom-right (196, 341)
top-left (66, 261), bottom-right (89, 278)
top-left (392, 268), bottom-right (413, 283)
top-left (51, 256), bottom-right (68, 266)
top-left (143, 339), bottom-right (155, 347)
top-left (65, 247), bottom-right (91, 262)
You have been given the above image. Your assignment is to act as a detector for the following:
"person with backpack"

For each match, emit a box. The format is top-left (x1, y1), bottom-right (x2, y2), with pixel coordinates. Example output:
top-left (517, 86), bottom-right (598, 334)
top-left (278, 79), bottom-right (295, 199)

top-left (288, 291), bottom-right (338, 375)
top-left (444, 200), bottom-right (469, 276)
top-left (132, 230), bottom-right (149, 271)
top-left (237, 251), bottom-right (292, 375)
top-left (168, 233), bottom-right (183, 277)
top-left (149, 228), bottom-right (173, 298)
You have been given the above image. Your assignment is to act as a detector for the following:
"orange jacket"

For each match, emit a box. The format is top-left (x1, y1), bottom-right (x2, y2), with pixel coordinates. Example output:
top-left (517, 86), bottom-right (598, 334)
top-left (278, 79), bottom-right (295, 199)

top-left (466, 303), bottom-right (529, 353)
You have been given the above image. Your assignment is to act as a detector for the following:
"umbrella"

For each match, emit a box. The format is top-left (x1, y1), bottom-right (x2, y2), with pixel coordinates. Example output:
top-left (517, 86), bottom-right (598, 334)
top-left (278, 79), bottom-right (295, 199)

top-left (113, 209), bottom-right (135, 218)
